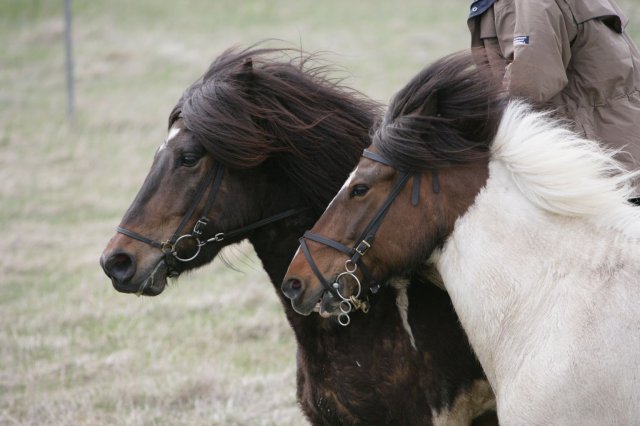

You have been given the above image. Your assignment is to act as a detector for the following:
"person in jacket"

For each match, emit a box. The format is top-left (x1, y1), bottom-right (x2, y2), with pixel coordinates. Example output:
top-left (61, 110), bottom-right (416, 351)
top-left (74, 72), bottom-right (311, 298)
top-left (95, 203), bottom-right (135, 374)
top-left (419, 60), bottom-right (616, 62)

top-left (468, 0), bottom-right (640, 169)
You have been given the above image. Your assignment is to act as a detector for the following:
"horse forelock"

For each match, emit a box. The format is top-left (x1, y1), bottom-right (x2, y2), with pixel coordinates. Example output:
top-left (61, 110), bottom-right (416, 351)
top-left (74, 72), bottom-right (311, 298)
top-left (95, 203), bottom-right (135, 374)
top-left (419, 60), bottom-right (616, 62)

top-left (373, 51), bottom-right (505, 172)
top-left (171, 44), bottom-right (382, 213)
top-left (491, 100), bottom-right (640, 233)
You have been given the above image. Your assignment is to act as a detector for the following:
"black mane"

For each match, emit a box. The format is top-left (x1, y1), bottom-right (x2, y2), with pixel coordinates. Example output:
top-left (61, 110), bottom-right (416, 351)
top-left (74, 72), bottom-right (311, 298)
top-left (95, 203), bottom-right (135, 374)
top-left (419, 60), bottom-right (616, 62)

top-left (373, 51), bottom-right (506, 171)
top-left (170, 45), bottom-right (382, 214)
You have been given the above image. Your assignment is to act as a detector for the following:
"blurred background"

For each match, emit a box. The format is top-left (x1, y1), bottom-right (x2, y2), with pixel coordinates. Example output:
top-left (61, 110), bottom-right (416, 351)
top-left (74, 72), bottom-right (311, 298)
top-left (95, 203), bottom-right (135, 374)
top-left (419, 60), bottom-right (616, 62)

top-left (1, 1), bottom-right (638, 424)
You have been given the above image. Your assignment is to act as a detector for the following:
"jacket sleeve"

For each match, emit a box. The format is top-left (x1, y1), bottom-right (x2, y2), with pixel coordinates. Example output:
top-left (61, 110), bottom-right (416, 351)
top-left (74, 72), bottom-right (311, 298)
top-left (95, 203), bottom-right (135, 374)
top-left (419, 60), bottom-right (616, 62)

top-left (505, 0), bottom-right (573, 102)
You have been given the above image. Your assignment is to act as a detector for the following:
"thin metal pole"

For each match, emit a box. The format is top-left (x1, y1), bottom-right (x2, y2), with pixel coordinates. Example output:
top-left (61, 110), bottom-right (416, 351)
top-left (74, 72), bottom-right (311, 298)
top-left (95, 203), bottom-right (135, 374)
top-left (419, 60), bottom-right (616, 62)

top-left (64, 0), bottom-right (75, 121)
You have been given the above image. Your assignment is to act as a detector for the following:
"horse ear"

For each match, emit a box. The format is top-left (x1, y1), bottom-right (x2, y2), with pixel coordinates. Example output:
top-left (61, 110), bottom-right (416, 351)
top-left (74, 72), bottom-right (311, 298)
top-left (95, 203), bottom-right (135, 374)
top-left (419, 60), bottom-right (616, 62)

top-left (237, 57), bottom-right (255, 85)
top-left (419, 89), bottom-right (438, 117)
top-left (243, 57), bottom-right (253, 71)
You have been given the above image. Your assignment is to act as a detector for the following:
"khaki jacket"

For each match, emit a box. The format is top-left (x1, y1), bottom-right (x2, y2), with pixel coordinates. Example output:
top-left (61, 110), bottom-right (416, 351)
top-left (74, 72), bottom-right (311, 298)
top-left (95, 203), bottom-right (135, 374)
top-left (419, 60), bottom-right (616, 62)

top-left (468, 0), bottom-right (640, 168)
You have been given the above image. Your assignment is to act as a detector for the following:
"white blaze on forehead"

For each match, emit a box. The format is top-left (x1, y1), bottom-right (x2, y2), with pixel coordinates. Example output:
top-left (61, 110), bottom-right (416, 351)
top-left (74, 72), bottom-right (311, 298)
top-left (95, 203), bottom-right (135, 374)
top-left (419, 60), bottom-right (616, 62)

top-left (291, 246), bottom-right (302, 262)
top-left (167, 126), bottom-right (181, 142)
top-left (158, 126), bottom-right (181, 152)
top-left (325, 169), bottom-right (357, 211)
top-left (341, 169), bottom-right (357, 191)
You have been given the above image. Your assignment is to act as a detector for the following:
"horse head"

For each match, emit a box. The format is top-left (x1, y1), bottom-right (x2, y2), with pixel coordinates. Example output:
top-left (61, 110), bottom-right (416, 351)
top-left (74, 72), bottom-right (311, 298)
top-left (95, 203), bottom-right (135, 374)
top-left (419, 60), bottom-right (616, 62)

top-left (100, 45), bottom-right (378, 296)
top-left (99, 117), bottom-right (286, 295)
top-left (283, 52), bottom-right (504, 323)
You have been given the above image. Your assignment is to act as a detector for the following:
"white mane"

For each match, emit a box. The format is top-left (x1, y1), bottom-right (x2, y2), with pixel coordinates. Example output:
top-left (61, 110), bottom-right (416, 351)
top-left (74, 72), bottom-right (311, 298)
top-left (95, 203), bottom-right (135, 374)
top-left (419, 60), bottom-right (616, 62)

top-left (490, 101), bottom-right (640, 234)
top-left (435, 100), bottom-right (640, 424)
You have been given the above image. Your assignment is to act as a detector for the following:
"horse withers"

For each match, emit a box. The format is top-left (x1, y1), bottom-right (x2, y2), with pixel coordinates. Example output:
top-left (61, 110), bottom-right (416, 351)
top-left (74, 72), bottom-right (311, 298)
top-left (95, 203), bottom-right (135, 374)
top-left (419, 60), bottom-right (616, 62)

top-left (100, 46), bottom-right (497, 425)
top-left (283, 51), bottom-right (640, 424)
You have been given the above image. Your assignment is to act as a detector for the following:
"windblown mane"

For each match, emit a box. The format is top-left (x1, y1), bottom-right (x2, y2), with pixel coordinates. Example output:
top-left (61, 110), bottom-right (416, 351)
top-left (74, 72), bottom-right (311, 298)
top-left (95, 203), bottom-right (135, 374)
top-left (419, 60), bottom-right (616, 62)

top-left (373, 50), bottom-right (640, 231)
top-left (170, 45), bottom-right (382, 214)
top-left (492, 101), bottom-right (640, 233)
top-left (373, 51), bottom-right (505, 171)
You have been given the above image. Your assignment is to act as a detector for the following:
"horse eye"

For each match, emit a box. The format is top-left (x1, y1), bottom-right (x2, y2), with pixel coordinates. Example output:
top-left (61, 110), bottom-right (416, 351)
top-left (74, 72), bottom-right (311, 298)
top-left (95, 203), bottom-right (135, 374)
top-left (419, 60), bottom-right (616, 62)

top-left (180, 153), bottom-right (200, 167)
top-left (350, 184), bottom-right (369, 198)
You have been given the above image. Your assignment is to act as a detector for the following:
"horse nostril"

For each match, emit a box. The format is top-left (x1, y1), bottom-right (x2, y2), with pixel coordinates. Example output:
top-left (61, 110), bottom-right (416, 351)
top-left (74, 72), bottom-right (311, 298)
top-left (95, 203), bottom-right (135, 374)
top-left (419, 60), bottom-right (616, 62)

top-left (282, 277), bottom-right (305, 299)
top-left (290, 278), bottom-right (302, 290)
top-left (103, 251), bottom-right (136, 284)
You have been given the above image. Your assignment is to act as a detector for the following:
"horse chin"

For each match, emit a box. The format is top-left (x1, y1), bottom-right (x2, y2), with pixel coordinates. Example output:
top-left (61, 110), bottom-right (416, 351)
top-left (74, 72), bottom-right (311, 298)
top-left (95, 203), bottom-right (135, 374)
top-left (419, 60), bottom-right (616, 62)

top-left (290, 286), bottom-right (325, 316)
top-left (318, 291), bottom-right (342, 318)
top-left (137, 260), bottom-right (170, 296)
top-left (112, 260), bottom-right (172, 296)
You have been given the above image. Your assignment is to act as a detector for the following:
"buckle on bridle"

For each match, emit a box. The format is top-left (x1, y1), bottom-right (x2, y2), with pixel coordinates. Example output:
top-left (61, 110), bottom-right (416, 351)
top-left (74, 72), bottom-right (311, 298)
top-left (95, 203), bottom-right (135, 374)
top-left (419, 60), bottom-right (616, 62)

top-left (354, 240), bottom-right (371, 256)
top-left (193, 218), bottom-right (209, 235)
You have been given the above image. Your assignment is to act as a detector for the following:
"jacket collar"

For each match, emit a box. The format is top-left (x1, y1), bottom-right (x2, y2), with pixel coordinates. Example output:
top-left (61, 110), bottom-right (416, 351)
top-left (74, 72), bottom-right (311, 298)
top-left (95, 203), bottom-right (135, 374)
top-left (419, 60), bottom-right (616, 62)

top-left (469, 0), bottom-right (496, 18)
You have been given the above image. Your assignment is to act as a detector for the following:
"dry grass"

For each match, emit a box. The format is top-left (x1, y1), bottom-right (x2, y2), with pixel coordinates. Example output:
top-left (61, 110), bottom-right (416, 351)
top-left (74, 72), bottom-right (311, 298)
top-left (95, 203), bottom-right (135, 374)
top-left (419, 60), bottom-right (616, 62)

top-left (1, 0), bottom-right (638, 424)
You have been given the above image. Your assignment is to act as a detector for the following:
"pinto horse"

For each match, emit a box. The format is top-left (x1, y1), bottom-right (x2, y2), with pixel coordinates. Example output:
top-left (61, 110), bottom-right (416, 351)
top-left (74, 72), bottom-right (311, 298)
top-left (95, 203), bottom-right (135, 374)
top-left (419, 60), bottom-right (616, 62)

top-left (283, 51), bottom-right (640, 424)
top-left (100, 46), bottom-right (496, 425)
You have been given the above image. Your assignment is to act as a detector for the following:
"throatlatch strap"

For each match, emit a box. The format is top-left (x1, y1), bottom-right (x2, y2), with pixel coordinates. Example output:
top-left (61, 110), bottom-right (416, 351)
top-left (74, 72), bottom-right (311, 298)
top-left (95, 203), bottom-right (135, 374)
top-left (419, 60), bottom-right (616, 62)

top-left (223, 208), bottom-right (307, 241)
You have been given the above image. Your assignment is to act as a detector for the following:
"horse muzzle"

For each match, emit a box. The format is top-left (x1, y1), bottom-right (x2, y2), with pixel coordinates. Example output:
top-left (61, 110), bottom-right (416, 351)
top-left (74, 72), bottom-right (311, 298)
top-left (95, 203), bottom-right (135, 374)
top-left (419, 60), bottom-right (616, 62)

top-left (281, 275), bottom-right (325, 316)
top-left (100, 249), bottom-right (170, 296)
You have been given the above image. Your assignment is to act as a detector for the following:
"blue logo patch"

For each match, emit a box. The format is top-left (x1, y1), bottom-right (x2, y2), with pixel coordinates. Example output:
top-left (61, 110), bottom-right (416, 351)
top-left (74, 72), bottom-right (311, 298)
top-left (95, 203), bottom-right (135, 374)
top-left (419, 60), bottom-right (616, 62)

top-left (513, 35), bottom-right (530, 46)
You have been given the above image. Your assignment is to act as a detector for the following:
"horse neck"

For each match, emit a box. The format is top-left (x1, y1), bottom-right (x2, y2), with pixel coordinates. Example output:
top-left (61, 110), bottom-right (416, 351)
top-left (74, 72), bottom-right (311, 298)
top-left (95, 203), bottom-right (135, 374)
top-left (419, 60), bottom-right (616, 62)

top-left (247, 211), bottom-right (330, 336)
top-left (435, 159), bottom-right (636, 387)
top-left (248, 212), bottom-right (312, 301)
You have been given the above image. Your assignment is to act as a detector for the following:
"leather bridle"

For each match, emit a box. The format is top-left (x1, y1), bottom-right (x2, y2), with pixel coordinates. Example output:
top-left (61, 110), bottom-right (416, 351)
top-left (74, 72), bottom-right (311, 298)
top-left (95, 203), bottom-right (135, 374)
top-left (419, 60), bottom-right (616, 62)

top-left (298, 149), bottom-right (439, 326)
top-left (116, 160), bottom-right (305, 274)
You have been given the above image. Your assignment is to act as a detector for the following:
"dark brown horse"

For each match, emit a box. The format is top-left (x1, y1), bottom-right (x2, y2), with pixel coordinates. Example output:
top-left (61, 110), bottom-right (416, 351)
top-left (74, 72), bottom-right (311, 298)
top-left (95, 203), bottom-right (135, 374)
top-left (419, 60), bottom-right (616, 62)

top-left (100, 46), bottom-right (496, 425)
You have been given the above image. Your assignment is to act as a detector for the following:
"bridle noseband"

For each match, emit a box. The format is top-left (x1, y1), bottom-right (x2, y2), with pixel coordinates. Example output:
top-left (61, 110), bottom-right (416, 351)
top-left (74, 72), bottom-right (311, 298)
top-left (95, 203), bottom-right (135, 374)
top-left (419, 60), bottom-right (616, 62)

top-left (116, 160), bottom-right (305, 291)
top-left (298, 149), bottom-right (439, 326)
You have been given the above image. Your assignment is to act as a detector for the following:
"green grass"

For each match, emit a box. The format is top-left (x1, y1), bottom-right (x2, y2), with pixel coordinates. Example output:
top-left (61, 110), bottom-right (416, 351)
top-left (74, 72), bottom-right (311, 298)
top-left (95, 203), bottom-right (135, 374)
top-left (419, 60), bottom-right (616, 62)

top-left (1, 0), bottom-right (639, 424)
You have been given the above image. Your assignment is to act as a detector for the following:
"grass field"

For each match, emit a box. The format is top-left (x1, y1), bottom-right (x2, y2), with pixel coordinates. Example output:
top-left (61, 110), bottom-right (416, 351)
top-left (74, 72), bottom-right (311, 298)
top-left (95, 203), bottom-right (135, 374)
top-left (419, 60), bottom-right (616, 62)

top-left (1, 1), bottom-right (639, 425)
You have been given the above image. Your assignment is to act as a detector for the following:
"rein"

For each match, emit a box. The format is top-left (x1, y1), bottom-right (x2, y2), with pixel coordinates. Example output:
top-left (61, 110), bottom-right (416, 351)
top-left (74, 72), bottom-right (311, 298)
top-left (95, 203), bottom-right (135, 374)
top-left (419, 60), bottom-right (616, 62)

top-left (116, 161), bottom-right (306, 283)
top-left (299, 149), bottom-right (439, 326)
